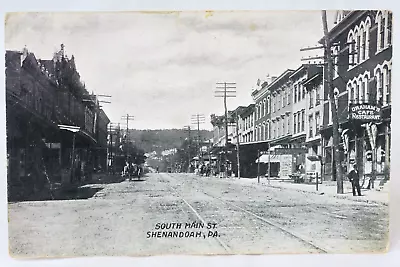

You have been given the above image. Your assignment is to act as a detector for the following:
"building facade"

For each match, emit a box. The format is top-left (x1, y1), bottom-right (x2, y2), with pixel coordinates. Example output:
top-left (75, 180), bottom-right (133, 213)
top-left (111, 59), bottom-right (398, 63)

top-left (320, 10), bottom-right (392, 183)
top-left (303, 66), bottom-right (324, 179)
top-left (6, 45), bottom-right (110, 201)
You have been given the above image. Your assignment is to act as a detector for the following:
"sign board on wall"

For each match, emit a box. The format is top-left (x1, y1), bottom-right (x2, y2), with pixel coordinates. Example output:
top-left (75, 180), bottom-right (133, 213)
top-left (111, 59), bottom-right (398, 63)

top-left (349, 104), bottom-right (381, 121)
top-left (279, 155), bottom-right (293, 178)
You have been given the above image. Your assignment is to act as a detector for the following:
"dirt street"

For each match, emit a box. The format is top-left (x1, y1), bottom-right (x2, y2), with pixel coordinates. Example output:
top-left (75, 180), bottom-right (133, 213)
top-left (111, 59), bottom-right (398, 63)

top-left (8, 172), bottom-right (389, 258)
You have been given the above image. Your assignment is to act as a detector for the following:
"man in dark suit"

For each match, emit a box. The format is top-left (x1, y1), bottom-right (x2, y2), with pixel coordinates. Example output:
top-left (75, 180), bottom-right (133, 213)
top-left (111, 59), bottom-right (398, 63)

top-left (348, 164), bottom-right (362, 196)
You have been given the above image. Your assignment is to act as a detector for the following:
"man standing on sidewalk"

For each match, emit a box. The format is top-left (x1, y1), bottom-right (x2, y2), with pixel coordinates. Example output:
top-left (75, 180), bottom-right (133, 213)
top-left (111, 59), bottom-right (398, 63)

top-left (348, 164), bottom-right (362, 196)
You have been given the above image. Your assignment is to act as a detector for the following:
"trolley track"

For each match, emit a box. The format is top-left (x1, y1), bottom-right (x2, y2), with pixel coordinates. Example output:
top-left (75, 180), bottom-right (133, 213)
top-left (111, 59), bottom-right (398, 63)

top-left (161, 172), bottom-right (332, 254)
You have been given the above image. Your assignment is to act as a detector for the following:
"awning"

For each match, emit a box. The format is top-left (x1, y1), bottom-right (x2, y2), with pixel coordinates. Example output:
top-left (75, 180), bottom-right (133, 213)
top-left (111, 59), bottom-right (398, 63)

top-left (255, 154), bottom-right (281, 163)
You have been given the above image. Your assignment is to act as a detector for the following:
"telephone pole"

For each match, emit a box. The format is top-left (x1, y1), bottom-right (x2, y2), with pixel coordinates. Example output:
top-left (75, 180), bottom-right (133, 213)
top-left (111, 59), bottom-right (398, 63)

top-left (121, 114), bottom-right (135, 163)
top-left (184, 125), bottom-right (192, 172)
top-left (298, 12), bottom-right (344, 194)
top-left (215, 82), bottom-right (236, 178)
top-left (235, 110), bottom-right (241, 179)
top-left (191, 114), bottom-right (205, 160)
top-left (321, 10), bottom-right (344, 194)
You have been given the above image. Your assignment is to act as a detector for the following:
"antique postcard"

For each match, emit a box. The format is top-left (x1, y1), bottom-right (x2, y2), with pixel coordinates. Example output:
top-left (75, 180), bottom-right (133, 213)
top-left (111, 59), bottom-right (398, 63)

top-left (5, 10), bottom-right (390, 258)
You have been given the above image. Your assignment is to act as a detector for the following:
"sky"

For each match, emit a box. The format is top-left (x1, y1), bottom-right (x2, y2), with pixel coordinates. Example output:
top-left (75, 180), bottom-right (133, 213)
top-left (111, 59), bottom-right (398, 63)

top-left (5, 11), bottom-right (336, 130)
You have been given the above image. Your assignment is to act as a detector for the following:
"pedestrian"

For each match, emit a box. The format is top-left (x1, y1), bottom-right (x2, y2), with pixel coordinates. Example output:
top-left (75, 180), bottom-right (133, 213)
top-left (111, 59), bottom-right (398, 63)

top-left (348, 163), bottom-right (362, 196)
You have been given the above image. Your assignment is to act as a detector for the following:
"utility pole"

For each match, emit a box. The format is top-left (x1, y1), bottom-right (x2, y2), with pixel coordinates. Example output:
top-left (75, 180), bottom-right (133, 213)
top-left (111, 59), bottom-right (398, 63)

top-left (191, 114), bottom-right (205, 160)
top-left (107, 122), bottom-right (120, 174)
top-left (235, 110), bottom-right (241, 179)
top-left (321, 10), bottom-right (344, 194)
top-left (121, 114), bottom-right (134, 179)
top-left (184, 125), bottom-right (192, 173)
top-left (298, 12), bottom-right (345, 194)
top-left (215, 82), bottom-right (236, 178)
top-left (108, 123), bottom-right (112, 173)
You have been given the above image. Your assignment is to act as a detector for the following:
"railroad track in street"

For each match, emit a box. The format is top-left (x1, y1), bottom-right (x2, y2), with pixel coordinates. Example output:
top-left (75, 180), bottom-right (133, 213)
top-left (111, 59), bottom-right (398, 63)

top-left (161, 173), bottom-right (332, 254)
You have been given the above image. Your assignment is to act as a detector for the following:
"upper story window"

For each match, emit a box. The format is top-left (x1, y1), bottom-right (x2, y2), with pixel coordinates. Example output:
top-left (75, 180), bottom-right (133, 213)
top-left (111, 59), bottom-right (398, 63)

top-left (267, 96), bottom-right (270, 114)
top-left (297, 112), bottom-right (301, 134)
top-left (316, 85), bottom-right (321, 106)
top-left (376, 11), bottom-right (392, 53)
top-left (354, 26), bottom-right (361, 64)
top-left (301, 110), bottom-right (305, 132)
top-left (272, 96), bottom-right (276, 112)
top-left (298, 84), bottom-right (302, 102)
top-left (294, 84), bottom-right (298, 103)
top-left (376, 68), bottom-right (384, 105)
top-left (263, 98), bottom-right (266, 116)
top-left (293, 113), bottom-right (297, 134)
top-left (277, 92), bottom-right (281, 110)
top-left (348, 83), bottom-right (354, 104)
top-left (375, 62), bottom-right (392, 106)
top-left (315, 112), bottom-right (320, 136)
top-left (332, 45), bottom-right (339, 78)
top-left (309, 114), bottom-right (314, 138)
top-left (309, 89), bottom-right (314, 109)
top-left (348, 30), bottom-right (355, 67)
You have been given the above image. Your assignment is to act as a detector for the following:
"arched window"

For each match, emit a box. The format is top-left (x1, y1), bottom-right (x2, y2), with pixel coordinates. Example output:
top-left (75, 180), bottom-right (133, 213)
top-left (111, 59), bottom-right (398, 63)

top-left (354, 26), bottom-right (360, 64)
top-left (353, 80), bottom-right (359, 103)
top-left (348, 83), bottom-right (354, 104)
top-left (255, 126), bottom-right (258, 141)
top-left (388, 12), bottom-right (392, 45)
top-left (359, 23), bottom-right (365, 61)
top-left (359, 78), bottom-right (364, 103)
top-left (262, 122), bottom-right (266, 140)
top-left (347, 30), bottom-right (354, 67)
top-left (365, 17), bottom-right (371, 59)
top-left (376, 11), bottom-right (387, 51)
top-left (267, 96), bottom-right (270, 114)
top-left (364, 74), bottom-right (369, 103)
top-left (383, 65), bottom-right (391, 105)
top-left (263, 98), bottom-right (266, 116)
top-left (376, 68), bottom-right (384, 105)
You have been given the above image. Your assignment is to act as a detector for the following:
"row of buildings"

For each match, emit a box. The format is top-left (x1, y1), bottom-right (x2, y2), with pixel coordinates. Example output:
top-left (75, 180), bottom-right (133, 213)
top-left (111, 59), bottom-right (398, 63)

top-left (210, 10), bottom-right (392, 184)
top-left (6, 44), bottom-right (110, 201)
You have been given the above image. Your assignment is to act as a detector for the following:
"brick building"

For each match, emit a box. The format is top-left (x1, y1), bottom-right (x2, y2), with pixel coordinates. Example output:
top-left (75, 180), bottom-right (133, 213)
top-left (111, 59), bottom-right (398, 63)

top-left (6, 45), bottom-right (110, 201)
top-left (320, 10), bottom-right (392, 183)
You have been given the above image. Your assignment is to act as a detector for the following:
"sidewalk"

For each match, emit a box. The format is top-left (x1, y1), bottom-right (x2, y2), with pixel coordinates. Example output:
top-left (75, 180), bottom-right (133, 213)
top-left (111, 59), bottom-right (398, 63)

top-left (230, 177), bottom-right (389, 205)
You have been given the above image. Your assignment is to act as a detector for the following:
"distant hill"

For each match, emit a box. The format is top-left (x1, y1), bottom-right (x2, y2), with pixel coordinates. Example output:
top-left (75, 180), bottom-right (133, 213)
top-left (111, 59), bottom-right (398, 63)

top-left (127, 129), bottom-right (213, 154)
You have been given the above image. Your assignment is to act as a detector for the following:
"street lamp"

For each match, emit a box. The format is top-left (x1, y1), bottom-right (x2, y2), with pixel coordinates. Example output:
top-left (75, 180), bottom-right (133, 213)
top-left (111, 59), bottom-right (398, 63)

top-left (58, 125), bottom-right (80, 183)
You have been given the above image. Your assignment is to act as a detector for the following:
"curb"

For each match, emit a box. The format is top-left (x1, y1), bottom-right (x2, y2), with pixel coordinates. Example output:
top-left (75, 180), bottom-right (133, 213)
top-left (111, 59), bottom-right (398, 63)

top-left (266, 183), bottom-right (388, 206)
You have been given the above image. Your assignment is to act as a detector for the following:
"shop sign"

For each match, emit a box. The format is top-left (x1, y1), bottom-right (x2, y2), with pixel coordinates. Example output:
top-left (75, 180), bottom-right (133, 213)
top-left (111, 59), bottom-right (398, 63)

top-left (349, 104), bottom-right (381, 121)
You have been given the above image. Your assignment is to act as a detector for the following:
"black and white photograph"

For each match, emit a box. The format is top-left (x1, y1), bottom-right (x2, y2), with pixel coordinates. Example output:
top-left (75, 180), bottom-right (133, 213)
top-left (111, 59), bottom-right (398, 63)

top-left (4, 10), bottom-right (391, 257)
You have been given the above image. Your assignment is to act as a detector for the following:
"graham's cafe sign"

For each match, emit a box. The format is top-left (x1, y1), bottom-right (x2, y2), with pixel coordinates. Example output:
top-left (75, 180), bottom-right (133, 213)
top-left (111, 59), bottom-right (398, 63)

top-left (349, 104), bottom-right (381, 122)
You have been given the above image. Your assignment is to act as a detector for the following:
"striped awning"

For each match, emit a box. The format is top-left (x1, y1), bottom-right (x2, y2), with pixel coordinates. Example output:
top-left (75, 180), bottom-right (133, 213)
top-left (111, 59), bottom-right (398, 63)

top-left (255, 154), bottom-right (281, 163)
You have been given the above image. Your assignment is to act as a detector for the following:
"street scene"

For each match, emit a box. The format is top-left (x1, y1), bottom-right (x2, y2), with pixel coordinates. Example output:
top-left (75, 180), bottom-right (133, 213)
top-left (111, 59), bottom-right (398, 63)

top-left (5, 10), bottom-right (391, 257)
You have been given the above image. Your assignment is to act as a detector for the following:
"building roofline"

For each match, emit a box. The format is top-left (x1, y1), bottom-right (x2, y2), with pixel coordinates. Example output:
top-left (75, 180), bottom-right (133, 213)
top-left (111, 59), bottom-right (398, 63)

top-left (265, 69), bottom-right (295, 91)
top-left (318, 11), bottom-right (370, 44)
